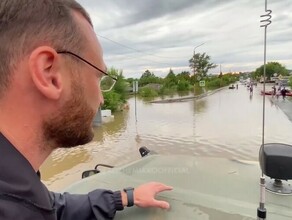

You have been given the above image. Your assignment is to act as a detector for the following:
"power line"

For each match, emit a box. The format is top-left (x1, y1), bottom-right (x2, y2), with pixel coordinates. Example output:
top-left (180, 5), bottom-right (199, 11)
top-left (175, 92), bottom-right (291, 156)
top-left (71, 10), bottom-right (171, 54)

top-left (97, 34), bottom-right (179, 61)
top-left (104, 51), bottom-right (175, 67)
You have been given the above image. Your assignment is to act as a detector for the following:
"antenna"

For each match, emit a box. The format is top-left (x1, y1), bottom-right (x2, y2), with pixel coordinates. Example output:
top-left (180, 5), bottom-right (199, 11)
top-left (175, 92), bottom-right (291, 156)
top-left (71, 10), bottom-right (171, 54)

top-left (257, 1), bottom-right (272, 219)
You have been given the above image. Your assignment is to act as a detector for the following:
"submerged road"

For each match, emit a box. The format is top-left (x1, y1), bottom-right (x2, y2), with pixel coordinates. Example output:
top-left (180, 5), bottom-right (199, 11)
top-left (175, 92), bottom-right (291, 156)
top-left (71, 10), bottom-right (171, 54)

top-left (271, 96), bottom-right (292, 123)
top-left (41, 83), bottom-right (292, 191)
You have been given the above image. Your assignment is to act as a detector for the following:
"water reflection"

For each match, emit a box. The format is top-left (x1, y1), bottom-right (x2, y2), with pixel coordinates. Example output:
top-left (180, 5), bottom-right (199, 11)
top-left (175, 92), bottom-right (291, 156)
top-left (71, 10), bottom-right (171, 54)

top-left (41, 84), bottom-right (292, 190)
top-left (41, 110), bottom-right (130, 188)
top-left (137, 95), bottom-right (156, 103)
top-left (41, 147), bottom-right (90, 183)
top-left (249, 93), bottom-right (253, 101)
top-left (194, 99), bottom-right (207, 113)
top-left (93, 110), bottom-right (129, 140)
top-left (177, 91), bottom-right (191, 97)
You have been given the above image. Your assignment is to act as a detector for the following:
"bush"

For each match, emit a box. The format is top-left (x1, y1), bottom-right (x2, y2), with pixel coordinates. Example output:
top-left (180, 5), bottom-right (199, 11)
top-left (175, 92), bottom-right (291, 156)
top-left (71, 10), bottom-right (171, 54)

top-left (177, 79), bottom-right (190, 91)
top-left (139, 87), bottom-right (158, 97)
top-left (102, 91), bottom-right (122, 112)
top-left (206, 78), bottom-right (222, 89)
top-left (113, 77), bottom-right (128, 102)
top-left (159, 86), bottom-right (176, 96)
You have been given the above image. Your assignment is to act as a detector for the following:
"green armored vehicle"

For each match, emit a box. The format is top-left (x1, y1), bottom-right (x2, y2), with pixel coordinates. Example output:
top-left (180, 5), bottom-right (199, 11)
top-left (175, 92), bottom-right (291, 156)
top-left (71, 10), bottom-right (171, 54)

top-left (65, 144), bottom-right (292, 220)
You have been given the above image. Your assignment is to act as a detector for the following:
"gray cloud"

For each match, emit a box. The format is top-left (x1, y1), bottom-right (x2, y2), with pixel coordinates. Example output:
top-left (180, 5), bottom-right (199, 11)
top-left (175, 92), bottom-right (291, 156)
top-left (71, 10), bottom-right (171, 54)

top-left (77, 0), bottom-right (292, 77)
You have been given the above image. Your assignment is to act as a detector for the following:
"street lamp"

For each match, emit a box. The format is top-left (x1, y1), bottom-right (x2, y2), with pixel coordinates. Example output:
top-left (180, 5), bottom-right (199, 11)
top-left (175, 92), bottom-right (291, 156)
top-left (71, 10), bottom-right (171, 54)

top-left (194, 42), bottom-right (205, 54)
top-left (193, 42), bottom-right (206, 77)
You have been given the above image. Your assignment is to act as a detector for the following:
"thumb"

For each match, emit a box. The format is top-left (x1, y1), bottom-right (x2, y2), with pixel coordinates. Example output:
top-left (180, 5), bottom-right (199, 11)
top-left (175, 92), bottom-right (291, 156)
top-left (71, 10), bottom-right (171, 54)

top-left (153, 200), bottom-right (170, 209)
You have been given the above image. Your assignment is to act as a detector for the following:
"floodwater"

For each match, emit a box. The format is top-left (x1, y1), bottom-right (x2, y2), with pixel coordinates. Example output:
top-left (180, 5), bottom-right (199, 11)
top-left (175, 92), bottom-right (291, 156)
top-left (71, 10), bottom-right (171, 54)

top-left (41, 84), bottom-right (292, 191)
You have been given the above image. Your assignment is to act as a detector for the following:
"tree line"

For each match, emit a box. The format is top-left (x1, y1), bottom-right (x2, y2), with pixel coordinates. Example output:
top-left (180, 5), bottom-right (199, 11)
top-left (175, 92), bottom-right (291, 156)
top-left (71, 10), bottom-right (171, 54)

top-left (102, 52), bottom-right (291, 112)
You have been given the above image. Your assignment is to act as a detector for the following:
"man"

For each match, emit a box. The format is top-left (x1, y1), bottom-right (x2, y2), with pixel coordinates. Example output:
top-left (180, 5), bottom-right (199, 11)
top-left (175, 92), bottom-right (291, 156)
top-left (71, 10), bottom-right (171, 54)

top-left (249, 84), bottom-right (253, 95)
top-left (281, 87), bottom-right (287, 100)
top-left (272, 85), bottom-right (276, 97)
top-left (0, 1), bottom-right (172, 219)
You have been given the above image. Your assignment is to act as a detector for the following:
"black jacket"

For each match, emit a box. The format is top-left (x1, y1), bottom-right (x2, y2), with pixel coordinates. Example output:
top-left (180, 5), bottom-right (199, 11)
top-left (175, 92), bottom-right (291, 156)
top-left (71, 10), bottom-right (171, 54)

top-left (0, 133), bottom-right (124, 220)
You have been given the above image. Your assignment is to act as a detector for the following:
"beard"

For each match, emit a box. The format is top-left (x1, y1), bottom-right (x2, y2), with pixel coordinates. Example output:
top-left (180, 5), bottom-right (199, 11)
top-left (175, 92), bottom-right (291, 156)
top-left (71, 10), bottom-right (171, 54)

top-left (43, 77), bottom-right (96, 149)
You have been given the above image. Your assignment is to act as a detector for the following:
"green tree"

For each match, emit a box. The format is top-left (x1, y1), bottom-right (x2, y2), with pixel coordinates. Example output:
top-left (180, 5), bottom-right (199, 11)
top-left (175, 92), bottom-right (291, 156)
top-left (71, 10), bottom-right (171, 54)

top-left (203, 73), bottom-right (238, 89)
top-left (102, 91), bottom-right (121, 112)
top-left (164, 69), bottom-right (177, 88)
top-left (113, 74), bottom-right (127, 102)
top-left (139, 87), bottom-right (158, 97)
top-left (139, 70), bottom-right (161, 86)
top-left (177, 71), bottom-right (190, 81)
top-left (101, 67), bottom-right (128, 112)
top-left (254, 62), bottom-right (289, 80)
top-left (126, 78), bottom-right (135, 85)
top-left (141, 69), bottom-right (152, 78)
top-left (189, 52), bottom-right (217, 78)
top-left (107, 67), bottom-right (127, 101)
top-left (177, 79), bottom-right (190, 91)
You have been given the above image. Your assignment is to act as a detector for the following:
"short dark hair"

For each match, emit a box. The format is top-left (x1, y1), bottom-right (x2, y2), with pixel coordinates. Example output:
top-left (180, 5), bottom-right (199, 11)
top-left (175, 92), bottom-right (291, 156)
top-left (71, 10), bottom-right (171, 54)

top-left (0, 0), bottom-right (92, 96)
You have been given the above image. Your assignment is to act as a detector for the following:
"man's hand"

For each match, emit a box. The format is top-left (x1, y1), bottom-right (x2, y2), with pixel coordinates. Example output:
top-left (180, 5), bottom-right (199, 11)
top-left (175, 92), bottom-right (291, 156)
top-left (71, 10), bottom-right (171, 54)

top-left (122, 182), bottom-right (173, 209)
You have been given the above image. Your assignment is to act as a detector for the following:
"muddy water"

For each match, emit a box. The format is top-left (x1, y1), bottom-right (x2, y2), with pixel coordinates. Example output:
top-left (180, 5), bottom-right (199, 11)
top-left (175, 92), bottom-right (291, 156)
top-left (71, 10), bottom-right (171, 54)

top-left (41, 85), bottom-right (292, 191)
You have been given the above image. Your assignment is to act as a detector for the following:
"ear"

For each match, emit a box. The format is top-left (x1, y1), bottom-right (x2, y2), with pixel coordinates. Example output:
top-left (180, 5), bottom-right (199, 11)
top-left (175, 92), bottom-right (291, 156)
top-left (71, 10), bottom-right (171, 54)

top-left (28, 46), bottom-right (63, 100)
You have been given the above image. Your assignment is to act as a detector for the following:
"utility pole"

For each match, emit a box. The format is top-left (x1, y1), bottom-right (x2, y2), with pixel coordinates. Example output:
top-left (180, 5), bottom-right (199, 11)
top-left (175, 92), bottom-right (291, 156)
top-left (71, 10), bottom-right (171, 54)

top-left (193, 42), bottom-right (206, 76)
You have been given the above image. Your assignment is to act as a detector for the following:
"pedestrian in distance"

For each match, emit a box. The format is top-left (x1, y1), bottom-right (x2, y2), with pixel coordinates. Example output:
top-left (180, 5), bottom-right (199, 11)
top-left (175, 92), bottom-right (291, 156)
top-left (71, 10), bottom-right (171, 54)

top-left (249, 84), bottom-right (253, 95)
top-left (281, 87), bottom-right (287, 100)
top-left (272, 85), bottom-right (276, 98)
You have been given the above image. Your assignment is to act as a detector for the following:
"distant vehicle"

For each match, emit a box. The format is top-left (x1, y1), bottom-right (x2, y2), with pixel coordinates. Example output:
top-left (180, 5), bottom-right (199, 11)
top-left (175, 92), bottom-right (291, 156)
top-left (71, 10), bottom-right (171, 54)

top-left (269, 76), bottom-right (290, 85)
top-left (276, 79), bottom-right (289, 86)
top-left (261, 89), bottom-right (292, 96)
top-left (259, 76), bottom-right (267, 83)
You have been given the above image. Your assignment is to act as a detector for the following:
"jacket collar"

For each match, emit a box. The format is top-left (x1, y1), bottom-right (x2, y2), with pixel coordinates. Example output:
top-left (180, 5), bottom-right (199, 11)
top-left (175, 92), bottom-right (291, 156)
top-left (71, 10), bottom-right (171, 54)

top-left (0, 133), bottom-right (51, 207)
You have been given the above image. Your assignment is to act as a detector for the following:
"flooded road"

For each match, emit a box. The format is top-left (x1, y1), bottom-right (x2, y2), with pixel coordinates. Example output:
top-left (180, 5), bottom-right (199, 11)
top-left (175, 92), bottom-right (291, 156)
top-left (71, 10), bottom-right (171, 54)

top-left (41, 84), bottom-right (292, 191)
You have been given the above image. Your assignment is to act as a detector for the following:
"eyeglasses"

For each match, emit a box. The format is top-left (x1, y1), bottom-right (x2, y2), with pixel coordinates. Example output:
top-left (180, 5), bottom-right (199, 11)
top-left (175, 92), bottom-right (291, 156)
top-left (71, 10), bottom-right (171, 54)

top-left (57, 50), bottom-right (117, 92)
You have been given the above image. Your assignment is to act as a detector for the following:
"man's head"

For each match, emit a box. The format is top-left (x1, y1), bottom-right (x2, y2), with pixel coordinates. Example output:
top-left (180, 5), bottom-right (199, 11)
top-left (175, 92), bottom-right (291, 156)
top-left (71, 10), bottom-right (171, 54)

top-left (0, 0), bottom-right (92, 94)
top-left (0, 0), bottom-right (105, 149)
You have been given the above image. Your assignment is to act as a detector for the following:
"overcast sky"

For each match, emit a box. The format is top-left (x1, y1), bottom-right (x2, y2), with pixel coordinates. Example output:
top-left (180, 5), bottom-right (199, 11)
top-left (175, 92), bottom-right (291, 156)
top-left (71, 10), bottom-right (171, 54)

top-left (77, 0), bottom-right (292, 78)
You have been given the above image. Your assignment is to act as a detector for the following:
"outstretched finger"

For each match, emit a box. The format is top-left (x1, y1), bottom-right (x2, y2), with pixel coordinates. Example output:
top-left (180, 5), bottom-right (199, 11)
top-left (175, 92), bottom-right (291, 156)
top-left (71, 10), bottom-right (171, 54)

top-left (152, 199), bottom-right (171, 209)
top-left (155, 183), bottom-right (173, 192)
